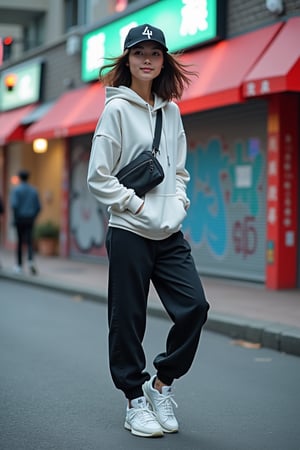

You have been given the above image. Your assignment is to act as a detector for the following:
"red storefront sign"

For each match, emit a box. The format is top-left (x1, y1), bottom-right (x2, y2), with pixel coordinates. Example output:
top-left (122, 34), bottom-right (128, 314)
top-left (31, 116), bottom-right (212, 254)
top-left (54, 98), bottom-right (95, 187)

top-left (266, 95), bottom-right (299, 289)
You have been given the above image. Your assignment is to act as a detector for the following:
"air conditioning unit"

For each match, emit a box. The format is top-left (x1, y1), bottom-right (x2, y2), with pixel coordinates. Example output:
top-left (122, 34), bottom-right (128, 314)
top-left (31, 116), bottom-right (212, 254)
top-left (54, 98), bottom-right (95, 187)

top-left (66, 34), bottom-right (81, 56)
top-left (266, 0), bottom-right (284, 14)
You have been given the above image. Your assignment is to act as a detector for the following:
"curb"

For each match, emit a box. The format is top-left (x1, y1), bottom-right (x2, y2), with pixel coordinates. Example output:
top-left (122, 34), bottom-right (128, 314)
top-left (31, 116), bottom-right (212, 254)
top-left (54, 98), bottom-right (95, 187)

top-left (1, 271), bottom-right (300, 357)
top-left (204, 313), bottom-right (300, 356)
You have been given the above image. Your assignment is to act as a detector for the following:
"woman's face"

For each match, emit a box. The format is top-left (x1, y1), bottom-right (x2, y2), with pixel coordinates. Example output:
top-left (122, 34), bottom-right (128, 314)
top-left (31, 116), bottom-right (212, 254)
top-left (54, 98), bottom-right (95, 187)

top-left (128, 41), bottom-right (164, 85)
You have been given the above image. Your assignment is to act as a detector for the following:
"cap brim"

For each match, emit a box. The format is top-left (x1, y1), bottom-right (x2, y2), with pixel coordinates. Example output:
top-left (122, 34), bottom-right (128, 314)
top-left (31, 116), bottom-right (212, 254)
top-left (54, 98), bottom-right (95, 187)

top-left (125, 38), bottom-right (168, 51)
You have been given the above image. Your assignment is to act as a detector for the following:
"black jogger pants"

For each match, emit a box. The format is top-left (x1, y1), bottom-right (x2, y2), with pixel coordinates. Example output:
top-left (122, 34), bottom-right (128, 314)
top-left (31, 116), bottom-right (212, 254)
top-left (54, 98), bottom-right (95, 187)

top-left (105, 228), bottom-right (210, 400)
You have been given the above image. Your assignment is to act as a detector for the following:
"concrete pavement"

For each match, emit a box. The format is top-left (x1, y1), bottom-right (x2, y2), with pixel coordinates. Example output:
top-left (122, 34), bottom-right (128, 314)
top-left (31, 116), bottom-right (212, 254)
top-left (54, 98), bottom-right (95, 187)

top-left (2, 281), bottom-right (300, 450)
top-left (1, 248), bottom-right (299, 356)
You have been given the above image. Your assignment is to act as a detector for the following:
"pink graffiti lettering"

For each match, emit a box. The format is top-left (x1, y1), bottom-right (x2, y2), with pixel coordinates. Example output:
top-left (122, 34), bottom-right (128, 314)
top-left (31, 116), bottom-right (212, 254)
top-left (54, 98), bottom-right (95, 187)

top-left (232, 216), bottom-right (257, 258)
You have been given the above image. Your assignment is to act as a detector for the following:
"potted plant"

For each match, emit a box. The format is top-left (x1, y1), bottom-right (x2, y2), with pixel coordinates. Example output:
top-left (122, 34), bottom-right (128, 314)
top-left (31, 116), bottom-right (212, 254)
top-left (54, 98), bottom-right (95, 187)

top-left (34, 220), bottom-right (60, 256)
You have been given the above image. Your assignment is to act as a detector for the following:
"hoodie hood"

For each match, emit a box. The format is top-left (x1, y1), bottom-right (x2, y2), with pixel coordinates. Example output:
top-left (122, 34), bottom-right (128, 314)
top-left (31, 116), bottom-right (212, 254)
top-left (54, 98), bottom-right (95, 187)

top-left (105, 86), bottom-right (168, 111)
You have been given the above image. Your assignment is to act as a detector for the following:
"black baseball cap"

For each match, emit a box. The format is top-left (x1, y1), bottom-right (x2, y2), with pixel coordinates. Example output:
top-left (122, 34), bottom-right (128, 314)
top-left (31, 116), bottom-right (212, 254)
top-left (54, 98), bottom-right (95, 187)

top-left (123, 24), bottom-right (168, 51)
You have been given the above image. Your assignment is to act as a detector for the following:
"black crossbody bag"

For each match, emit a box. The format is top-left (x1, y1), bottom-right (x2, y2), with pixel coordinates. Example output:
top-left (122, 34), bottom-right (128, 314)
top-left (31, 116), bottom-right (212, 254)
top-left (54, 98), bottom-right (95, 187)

top-left (116, 109), bottom-right (164, 197)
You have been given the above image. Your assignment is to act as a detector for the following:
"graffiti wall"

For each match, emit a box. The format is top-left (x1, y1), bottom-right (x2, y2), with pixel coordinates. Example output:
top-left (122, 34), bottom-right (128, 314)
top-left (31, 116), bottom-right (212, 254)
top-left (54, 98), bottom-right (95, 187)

top-left (68, 102), bottom-right (267, 282)
top-left (183, 102), bottom-right (267, 281)
top-left (69, 136), bottom-right (108, 259)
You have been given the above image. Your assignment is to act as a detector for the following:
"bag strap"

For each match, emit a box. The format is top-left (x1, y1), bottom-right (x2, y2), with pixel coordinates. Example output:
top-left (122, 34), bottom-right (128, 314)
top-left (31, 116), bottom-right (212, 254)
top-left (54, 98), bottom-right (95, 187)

top-left (152, 109), bottom-right (162, 155)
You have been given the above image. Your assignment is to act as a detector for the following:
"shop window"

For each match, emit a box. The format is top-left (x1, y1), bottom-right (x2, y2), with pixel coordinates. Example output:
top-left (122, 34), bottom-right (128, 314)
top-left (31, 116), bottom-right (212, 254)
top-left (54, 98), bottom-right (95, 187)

top-left (24, 14), bottom-right (45, 51)
top-left (64, 0), bottom-right (93, 31)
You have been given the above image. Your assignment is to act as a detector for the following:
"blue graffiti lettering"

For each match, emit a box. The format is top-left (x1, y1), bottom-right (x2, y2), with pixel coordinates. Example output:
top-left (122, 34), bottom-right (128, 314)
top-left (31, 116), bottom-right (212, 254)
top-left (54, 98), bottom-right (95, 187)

top-left (183, 139), bottom-right (228, 256)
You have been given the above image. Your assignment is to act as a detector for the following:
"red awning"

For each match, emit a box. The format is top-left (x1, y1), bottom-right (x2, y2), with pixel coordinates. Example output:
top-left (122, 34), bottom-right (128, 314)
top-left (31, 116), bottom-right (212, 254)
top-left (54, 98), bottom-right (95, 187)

top-left (0, 104), bottom-right (36, 145)
top-left (243, 17), bottom-right (300, 97)
top-left (25, 82), bottom-right (105, 141)
top-left (178, 22), bottom-right (283, 115)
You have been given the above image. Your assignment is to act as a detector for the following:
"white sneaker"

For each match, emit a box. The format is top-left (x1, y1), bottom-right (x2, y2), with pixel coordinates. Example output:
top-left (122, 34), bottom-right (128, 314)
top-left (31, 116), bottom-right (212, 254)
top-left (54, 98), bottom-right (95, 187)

top-left (143, 376), bottom-right (179, 433)
top-left (124, 396), bottom-right (163, 438)
top-left (13, 265), bottom-right (23, 275)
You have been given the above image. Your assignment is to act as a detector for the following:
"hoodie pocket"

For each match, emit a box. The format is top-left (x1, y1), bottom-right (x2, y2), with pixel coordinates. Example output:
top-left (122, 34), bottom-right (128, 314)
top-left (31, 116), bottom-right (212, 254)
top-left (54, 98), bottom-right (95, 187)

top-left (136, 194), bottom-right (187, 233)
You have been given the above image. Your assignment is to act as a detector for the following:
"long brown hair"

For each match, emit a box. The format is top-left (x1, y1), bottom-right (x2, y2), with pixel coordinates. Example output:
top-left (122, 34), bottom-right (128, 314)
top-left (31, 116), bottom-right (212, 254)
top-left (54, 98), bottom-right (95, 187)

top-left (99, 49), bottom-right (197, 102)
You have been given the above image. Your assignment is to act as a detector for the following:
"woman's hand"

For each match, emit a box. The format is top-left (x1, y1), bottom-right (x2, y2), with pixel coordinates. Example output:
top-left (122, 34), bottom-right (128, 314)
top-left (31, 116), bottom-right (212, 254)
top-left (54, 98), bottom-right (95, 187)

top-left (135, 202), bottom-right (144, 214)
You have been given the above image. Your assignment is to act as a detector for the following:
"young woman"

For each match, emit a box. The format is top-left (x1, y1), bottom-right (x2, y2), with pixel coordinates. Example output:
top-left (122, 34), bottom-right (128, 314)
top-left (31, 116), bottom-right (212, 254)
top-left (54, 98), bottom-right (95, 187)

top-left (87, 23), bottom-right (209, 438)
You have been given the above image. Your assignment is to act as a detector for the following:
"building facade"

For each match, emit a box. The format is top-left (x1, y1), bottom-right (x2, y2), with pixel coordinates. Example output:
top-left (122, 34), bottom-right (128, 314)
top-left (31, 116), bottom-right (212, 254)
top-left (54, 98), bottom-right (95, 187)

top-left (0, 0), bottom-right (300, 289)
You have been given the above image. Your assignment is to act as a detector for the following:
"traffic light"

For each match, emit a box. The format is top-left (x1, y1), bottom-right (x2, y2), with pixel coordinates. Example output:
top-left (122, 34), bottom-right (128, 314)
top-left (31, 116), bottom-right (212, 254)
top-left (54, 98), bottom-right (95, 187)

top-left (3, 36), bottom-right (14, 61)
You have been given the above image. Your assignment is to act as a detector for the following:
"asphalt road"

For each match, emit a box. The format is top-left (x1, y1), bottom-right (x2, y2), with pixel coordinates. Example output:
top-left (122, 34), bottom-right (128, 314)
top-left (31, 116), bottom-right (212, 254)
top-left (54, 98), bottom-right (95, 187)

top-left (1, 279), bottom-right (299, 450)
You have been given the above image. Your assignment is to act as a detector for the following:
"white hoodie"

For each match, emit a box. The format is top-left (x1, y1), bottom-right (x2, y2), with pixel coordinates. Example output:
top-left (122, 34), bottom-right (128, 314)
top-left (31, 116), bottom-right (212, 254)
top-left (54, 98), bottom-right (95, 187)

top-left (87, 86), bottom-right (190, 240)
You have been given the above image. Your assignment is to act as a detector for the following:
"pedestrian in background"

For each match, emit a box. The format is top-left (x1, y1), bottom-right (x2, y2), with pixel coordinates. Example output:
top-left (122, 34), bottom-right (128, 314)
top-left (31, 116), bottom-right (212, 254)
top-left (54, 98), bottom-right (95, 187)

top-left (87, 24), bottom-right (209, 438)
top-left (10, 170), bottom-right (41, 275)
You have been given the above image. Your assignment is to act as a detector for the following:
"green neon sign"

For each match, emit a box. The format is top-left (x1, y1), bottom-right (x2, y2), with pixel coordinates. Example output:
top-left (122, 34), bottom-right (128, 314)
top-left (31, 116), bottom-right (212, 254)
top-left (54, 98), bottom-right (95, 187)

top-left (82, 0), bottom-right (221, 82)
top-left (0, 60), bottom-right (43, 111)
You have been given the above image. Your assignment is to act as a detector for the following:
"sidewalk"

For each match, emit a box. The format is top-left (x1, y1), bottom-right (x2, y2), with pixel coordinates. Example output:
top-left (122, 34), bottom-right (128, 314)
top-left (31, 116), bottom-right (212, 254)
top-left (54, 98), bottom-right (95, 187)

top-left (1, 248), bottom-right (299, 356)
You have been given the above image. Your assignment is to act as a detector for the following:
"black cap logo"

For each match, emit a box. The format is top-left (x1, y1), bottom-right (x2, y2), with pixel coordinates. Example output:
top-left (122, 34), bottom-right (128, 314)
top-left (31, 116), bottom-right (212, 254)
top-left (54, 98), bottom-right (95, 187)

top-left (142, 26), bottom-right (153, 40)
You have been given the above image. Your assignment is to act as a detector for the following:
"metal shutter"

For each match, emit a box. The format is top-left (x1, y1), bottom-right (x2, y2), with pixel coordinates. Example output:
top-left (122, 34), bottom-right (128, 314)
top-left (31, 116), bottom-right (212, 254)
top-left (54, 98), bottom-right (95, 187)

top-left (183, 101), bottom-right (268, 282)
